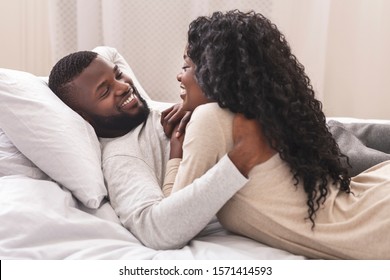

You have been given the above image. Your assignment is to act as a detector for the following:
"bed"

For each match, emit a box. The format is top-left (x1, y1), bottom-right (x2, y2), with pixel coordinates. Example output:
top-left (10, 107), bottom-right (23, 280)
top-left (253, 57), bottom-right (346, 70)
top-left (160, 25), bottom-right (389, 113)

top-left (0, 46), bottom-right (388, 260)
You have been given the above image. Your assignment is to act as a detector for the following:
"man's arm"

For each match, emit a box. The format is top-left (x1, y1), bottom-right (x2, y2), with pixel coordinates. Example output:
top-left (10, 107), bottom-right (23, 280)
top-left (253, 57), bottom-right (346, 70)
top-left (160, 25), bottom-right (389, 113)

top-left (103, 114), bottom-right (266, 250)
top-left (103, 153), bottom-right (248, 250)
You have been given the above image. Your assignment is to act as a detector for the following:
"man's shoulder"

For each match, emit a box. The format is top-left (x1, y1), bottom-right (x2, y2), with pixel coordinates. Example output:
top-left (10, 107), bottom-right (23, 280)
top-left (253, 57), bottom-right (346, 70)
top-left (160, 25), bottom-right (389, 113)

top-left (147, 109), bottom-right (162, 123)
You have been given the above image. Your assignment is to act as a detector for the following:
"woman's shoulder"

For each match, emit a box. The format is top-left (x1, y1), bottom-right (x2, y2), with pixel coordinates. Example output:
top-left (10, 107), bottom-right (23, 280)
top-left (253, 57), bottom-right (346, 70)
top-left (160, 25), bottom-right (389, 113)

top-left (192, 102), bottom-right (234, 121)
top-left (188, 102), bottom-right (234, 139)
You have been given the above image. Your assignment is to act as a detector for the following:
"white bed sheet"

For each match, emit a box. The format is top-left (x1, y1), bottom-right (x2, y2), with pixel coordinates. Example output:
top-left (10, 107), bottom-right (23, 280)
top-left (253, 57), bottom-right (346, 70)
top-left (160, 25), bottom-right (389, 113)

top-left (2, 117), bottom-right (389, 260)
top-left (0, 175), bottom-right (304, 260)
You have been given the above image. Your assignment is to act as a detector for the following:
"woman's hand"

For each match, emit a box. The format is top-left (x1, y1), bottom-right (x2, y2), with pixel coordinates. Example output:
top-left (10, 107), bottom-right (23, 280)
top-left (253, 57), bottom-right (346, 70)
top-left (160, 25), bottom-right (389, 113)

top-left (161, 103), bottom-right (192, 138)
top-left (169, 124), bottom-right (185, 159)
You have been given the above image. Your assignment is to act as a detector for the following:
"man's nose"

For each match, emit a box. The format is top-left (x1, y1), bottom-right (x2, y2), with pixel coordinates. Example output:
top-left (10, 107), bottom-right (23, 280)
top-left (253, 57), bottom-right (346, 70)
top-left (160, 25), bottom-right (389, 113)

top-left (113, 81), bottom-right (130, 96)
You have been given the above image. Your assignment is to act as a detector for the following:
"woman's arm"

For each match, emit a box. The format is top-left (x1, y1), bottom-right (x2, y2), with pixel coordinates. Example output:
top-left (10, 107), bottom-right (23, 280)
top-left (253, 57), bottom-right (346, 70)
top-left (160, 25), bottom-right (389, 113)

top-left (162, 158), bottom-right (180, 197)
top-left (171, 103), bottom-right (233, 193)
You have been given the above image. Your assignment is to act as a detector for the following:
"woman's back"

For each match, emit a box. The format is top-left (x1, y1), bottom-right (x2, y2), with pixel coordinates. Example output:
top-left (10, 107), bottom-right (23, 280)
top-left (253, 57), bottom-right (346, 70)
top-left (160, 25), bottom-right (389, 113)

top-left (175, 103), bottom-right (390, 259)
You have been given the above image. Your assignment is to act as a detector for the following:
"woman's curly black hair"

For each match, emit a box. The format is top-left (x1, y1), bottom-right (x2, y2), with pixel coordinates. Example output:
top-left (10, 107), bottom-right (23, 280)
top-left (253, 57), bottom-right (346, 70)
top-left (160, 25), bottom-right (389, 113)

top-left (187, 10), bottom-right (351, 227)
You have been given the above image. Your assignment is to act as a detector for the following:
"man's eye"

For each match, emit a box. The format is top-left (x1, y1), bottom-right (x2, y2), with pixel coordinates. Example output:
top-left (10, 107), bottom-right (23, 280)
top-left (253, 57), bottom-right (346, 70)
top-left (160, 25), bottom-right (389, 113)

top-left (116, 71), bottom-right (123, 79)
top-left (101, 87), bottom-right (110, 97)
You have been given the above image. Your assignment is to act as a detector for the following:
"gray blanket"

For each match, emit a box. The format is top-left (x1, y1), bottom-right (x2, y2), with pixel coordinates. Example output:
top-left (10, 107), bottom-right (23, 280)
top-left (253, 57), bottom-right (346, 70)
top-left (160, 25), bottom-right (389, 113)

top-left (328, 120), bottom-right (390, 176)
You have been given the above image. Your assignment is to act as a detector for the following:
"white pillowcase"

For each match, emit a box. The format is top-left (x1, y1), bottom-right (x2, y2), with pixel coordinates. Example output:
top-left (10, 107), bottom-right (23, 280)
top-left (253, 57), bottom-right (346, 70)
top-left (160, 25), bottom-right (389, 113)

top-left (0, 68), bottom-right (105, 208)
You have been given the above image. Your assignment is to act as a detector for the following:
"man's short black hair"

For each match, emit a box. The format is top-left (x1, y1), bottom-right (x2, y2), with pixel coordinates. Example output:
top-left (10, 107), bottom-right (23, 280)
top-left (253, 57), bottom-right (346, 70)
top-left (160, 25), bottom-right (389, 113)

top-left (48, 51), bottom-right (98, 105)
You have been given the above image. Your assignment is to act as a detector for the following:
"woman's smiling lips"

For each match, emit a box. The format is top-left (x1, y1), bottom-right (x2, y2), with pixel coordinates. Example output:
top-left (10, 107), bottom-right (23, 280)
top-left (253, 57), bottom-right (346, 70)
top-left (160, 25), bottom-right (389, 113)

top-left (180, 85), bottom-right (186, 100)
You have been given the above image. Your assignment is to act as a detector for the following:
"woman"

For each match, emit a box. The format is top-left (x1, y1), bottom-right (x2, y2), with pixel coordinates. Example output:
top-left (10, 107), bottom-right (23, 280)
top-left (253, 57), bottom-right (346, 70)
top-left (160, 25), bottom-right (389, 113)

top-left (166, 10), bottom-right (390, 259)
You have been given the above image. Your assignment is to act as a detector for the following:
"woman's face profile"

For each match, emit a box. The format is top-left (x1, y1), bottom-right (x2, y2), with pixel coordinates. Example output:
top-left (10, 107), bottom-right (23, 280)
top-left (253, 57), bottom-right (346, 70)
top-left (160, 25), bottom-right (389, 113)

top-left (176, 49), bottom-right (209, 112)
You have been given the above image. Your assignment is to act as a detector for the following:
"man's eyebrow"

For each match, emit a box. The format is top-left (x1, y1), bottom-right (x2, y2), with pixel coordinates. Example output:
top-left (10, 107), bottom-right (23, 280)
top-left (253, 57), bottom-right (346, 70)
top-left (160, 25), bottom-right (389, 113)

top-left (113, 64), bottom-right (119, 73)
top-left (95, 65), bottom-right (119, 93)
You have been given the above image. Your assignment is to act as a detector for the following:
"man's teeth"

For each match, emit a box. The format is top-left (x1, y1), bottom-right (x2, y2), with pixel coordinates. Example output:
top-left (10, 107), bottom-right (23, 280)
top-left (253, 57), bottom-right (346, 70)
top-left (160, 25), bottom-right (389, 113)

top-left (121, 94), bottom-right (135, 107)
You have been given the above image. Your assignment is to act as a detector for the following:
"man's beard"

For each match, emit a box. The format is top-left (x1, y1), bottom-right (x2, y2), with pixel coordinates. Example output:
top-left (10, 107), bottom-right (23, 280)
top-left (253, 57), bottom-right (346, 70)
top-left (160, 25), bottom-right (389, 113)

top-left (91, 95), bottom-right (150, 134)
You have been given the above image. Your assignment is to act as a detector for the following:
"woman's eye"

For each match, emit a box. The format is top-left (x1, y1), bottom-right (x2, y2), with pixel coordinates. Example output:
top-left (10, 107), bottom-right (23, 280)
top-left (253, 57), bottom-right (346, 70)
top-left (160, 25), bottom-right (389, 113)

top-left (182, 66), bottom-right (190, 72)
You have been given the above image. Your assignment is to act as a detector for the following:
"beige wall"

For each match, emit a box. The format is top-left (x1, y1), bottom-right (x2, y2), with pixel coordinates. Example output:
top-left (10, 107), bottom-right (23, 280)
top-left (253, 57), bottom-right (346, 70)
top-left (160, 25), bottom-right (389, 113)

top-left (0, 0), bottom-right (389, 119)
top-left (0, 0), bottom-right (52, 76)
top-left (323, 0), bottom-right (390, 119)
top-left (273, 0), bottom-right (390, 119)
top-left (271, 0), bottom-right (330, 102)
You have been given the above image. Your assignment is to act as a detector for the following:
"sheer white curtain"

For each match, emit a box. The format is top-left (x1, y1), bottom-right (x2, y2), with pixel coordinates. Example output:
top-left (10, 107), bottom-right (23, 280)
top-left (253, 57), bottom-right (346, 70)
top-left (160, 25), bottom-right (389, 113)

top-left (49, 0), bottom-right (273, 102)
top-left (48, 0), bottom-right (390, 118)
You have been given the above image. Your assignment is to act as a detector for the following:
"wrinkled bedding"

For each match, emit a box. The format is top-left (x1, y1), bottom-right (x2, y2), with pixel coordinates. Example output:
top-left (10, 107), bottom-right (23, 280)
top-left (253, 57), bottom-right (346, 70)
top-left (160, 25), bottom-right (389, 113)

top-left (0, 175), bottom-right (304, 260)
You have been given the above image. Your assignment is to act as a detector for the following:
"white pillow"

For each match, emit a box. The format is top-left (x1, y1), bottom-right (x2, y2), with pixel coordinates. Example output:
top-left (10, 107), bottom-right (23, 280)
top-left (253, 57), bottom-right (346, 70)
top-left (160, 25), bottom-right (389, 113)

top-left (0, 68), bottom-right (105, 208)
top-left (0, 128), bottom-right (49, 180)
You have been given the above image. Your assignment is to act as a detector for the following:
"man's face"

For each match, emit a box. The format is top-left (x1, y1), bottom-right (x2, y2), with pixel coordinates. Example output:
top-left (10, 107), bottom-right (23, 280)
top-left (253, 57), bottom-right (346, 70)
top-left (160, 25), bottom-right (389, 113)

top-left (71, 56), bottom-right (149, 137)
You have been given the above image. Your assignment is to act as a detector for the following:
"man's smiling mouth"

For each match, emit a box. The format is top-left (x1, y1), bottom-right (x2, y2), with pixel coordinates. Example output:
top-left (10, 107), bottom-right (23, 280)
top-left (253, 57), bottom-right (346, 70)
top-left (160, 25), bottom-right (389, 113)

top-left (121, 93), bottom-right (135, 107)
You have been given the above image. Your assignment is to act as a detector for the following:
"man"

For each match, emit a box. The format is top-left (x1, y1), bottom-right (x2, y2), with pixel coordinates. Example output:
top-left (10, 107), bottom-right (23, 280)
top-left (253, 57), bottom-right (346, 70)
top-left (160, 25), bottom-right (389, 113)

top-left (48, 47), bottom-right (266, 250)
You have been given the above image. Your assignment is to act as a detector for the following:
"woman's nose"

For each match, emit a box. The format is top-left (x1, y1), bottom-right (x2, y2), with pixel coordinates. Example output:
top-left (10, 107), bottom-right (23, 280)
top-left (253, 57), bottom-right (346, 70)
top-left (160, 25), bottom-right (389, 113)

top-left (176, 72), bottom-right (182, 82)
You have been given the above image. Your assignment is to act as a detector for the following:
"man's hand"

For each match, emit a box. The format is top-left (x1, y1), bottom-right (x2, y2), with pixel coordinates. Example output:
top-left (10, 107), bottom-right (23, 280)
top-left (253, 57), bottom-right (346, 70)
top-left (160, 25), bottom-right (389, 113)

top-left (161, 103), bottom-right (192, 138)
top-left (228, 114), bottom-right (276, 177)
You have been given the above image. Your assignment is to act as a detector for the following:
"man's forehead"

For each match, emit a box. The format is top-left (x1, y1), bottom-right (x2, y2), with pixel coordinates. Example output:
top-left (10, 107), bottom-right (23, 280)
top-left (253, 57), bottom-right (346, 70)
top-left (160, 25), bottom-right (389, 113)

top-left (76, 56), bottom-right (114, 80)
top-left (70, 58), bottom-right (106, 88)
top-left (93, 55), bottom-right (115, 69)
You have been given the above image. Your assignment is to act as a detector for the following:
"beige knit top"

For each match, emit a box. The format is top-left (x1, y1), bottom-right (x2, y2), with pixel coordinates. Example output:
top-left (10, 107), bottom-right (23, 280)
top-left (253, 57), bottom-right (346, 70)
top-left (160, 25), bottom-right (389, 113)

top-left (168, 102), bottom-right (390, 259)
